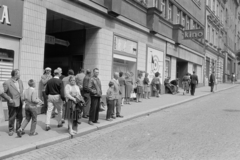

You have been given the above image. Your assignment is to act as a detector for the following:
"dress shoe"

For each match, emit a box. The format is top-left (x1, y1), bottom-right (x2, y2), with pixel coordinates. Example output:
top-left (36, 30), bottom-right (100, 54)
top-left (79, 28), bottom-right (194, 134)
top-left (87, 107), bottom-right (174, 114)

top-left (17, 129), bottom-right (22, 138)
top-left (57, 124), bottom-right (63, 128)
top-left (45, 126), bottom-right (51, 131)
top-left (106, 119), bottom-right (112, 121)
top-left (77, 120), bottom-right (81, 124)
top-left (116, 115), bottom-right (124, 118)
top-left (29, 132), bottom-right (38, 136)
top-left (8, 131), bottom-right (14, 136)
top-left (62, 120), bottom-right (65, 124)
top-left (111, 116), bottom-right (116, 119)
top-left (82, 116), bottom-right (88, 119)
top-left (88, 121), bottom-right (94, 125)
top-left (93, 121), bottom-right (100, 124)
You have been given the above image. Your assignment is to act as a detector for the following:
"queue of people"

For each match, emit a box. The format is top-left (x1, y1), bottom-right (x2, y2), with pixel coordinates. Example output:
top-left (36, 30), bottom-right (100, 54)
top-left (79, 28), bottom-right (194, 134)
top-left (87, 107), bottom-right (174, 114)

top-left (0, 68), bottom-right (200, 137)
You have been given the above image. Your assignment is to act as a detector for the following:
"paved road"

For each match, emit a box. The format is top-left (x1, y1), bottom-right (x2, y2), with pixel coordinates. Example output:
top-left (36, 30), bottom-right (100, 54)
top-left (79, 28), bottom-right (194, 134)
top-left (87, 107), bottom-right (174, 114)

top-left (6, 86), bottom-right (240, 160)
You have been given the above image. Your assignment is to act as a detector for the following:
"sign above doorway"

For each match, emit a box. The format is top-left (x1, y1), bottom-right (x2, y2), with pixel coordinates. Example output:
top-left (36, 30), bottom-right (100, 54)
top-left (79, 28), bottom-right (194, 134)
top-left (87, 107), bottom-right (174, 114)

top-left (183, 29), bottom-right (204, 40)
top-left (45, 35), bottom-right (70, 47)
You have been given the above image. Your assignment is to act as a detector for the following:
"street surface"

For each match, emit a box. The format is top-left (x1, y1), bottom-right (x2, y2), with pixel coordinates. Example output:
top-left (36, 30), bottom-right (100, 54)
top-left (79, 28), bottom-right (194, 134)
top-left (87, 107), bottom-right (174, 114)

top-left (6, 85), bottom-right (240, 160)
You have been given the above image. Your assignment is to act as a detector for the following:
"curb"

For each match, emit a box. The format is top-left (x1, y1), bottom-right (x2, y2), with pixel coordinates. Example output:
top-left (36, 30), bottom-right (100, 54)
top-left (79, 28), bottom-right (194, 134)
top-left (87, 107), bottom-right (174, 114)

top-left (0, 84), bottom-right (238, 159)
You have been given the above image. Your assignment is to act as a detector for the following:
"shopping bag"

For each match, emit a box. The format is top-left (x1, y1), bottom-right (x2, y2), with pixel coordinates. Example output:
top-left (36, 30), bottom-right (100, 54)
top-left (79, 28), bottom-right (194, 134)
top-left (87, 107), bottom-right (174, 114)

top-left (130, 93), bottom-right (136, 98)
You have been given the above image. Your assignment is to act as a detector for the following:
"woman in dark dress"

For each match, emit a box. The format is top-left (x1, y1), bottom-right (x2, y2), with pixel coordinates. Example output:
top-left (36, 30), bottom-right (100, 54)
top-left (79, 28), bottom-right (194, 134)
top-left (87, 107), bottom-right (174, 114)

top-left (125, 72), bottom-right (133, 104)
top-left (118, 72), bottom-right (126, 106)
top-left (64, 76), bottom-right (84, 135)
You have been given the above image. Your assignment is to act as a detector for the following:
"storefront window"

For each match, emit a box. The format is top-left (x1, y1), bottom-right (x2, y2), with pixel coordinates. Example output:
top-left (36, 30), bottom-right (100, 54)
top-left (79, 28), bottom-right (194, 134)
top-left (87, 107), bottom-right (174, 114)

top-left (165, 56), bottom-right (171, 78)
top-left (0, 49), bottom-right (14, 84)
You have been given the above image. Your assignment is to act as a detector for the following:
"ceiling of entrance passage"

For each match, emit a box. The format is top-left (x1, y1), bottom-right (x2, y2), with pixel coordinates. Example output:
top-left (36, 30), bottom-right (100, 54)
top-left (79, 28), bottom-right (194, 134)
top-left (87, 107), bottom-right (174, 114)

top-left (46, 10), bottom-right (97, 34)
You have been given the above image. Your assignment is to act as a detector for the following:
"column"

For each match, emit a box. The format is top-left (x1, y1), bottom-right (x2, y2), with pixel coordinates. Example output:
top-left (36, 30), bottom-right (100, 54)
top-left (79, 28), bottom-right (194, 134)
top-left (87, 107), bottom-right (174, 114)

top-left (170, 57), bottom-right (176, 80)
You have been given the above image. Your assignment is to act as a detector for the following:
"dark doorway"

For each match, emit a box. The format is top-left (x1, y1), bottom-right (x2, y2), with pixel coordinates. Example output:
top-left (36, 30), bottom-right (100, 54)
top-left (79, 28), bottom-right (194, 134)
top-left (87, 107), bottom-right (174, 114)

top-left (176, 58), bottom-right (188, 88)
top-left (44, 10), bottom-right (94, 75)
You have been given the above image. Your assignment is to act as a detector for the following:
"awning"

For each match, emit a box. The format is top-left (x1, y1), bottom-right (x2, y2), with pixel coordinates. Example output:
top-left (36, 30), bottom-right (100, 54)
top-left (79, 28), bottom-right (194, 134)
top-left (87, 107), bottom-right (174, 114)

top-left (113, 54), bottom-right (137, 62)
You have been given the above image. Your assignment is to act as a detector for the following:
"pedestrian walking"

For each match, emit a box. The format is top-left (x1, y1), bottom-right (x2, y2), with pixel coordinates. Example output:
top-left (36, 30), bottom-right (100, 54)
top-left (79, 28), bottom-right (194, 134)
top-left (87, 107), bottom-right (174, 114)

top-left (41, 67), bottom-right (52, 114)
top-left (17, 79), bottom-right (43, 137)
top-left (3, 69), bottom-right (24, 136)
top-left (110, 72), bottom-right (124, 118)
top-left (143, 73), bottom-right (151, 99)
top-left (45, 69), bottom-right (65, 131)
top-left (82, 69), bottom-right (91, 118)
top-left (182, 73), bottom-right (190, 95)
top-left (125, 72), bottom-right (133, 105)
top-left (88, 68), bottom-right (102, 125)
top-left (62, 69), bottom-right (75, 87)
top-left (106, 81), bottom-right (114, 121)
top-left (151, 72), bottom-right (161, 97)
top-left (118, 72), bottom-right (126, 106)
top-left (190, 71), bottom-right (198, 96)
top-left (231, 73), bottom-right (235, 84)
top-left (136, 72), bottom-right (143, 102)
top-left (64, 76), bottom-right (84, 135)
top-left (209, 71), bottom-right (216, 93)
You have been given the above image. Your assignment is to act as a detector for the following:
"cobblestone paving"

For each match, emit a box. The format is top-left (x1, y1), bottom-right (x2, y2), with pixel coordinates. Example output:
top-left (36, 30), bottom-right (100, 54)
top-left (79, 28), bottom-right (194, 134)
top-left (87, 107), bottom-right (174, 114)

top-left (6, 86), bottom-right (240, 160)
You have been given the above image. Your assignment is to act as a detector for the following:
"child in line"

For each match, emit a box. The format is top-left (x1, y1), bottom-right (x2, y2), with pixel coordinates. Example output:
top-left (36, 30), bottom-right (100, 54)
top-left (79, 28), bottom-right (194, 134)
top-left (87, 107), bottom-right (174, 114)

top-left (17, 79), bottom-right (43, 137)
top-left (106, 82), bottom-right (114, 121)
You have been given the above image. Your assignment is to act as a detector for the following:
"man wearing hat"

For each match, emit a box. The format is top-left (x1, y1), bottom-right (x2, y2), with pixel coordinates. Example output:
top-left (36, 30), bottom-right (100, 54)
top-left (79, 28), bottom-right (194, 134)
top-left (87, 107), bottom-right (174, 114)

top-left (41, 67), bottom-right (52, 114)
top-left (45, 69), bottom-right (65, 131)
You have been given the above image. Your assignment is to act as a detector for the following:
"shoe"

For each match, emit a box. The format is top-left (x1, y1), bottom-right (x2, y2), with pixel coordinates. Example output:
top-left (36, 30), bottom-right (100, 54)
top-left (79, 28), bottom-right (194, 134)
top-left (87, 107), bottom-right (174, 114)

top-left (29, 132), bottom-right (38, 136)
top-left (93, 121), bottom-right (100, 124)
top-left (45, 126), bottom-right (51, 131)
top-left (111, 116), bottom-right (116, 119)
top-left (17, 129), bottom-right (22, 138)
top-left (82, 116), bottom-right (88, 119)
top-left (22, 130), bottom-right (25, 135)
top-left (57, 124), bottom-right (63, 128)
top-left (62, 120), bottom-right (65, 124)
top-left (116, 115), bottom-right (124, 118)
top-left (77, 120), bottom-right (81, 124)
top-left (106, 119), bottom-right (112, 121)
top-left (8, 131), bottom-right (14, 136)
top-left (88, 121), bottom-right (94, 125)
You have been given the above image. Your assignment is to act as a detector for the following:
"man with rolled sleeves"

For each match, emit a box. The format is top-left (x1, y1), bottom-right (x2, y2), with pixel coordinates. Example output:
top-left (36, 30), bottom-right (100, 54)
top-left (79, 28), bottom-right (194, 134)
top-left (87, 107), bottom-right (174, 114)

top-left (3, 69), bottom-right (24, 136)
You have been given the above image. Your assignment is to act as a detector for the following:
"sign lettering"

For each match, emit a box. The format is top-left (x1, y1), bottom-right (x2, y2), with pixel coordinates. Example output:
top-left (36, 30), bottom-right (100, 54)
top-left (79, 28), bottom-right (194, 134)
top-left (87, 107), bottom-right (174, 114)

top-left (45, 35), bottom-right (70, 47)
top-left (183, 29), bottom-right (204, 40)
top-left (0, 5), bottom-right (10, 25)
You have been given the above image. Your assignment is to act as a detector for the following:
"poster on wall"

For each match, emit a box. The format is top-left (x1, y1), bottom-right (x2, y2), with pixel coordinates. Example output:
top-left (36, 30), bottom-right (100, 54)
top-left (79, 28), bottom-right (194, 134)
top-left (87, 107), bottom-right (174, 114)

top-left (146, 47), bottom-right (164, 83)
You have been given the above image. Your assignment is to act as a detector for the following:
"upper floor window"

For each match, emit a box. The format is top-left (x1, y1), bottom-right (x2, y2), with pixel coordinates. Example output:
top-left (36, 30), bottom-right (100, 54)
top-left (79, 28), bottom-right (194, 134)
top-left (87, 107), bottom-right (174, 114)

top-left (168, 3), bottom-right (173, 21)
top-left (186, 17), bottom-right (190, 30)
top-left (161, 0), bottom-right (166, 17)
top-left (216, 4), bottom-right (218, 16)
top-left (182, 13), bottom-right (186, 29)
top-left (192, 21), bottom-right (196, 29)
top-left (208, 0), bottom-right (211, 8)
top-left (212, 29), bottom-right (215, 44)
top-left (176, 9), bottom-right (181, 24)
top-left (207, 25), bottom-right (211, 41)
top-left (153, 0), bottom-right (158, 8)
top-left (212, 0), bottom-right (215, 12)
top-left (216, 31), bottom-right (218, 46)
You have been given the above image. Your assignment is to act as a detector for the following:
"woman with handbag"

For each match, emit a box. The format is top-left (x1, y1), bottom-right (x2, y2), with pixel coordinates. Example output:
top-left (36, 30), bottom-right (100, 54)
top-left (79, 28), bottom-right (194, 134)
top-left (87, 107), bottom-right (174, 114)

top-left (151, 72), bottom-right (160, 97)
top-left (64, 76), bottom-right (84, 135)
top-left (125, 72), bottom-right (133, 104)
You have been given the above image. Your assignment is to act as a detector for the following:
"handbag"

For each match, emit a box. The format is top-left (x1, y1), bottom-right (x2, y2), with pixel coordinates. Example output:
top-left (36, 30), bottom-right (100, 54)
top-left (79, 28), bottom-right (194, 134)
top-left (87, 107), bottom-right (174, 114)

top-left (130, 92), bottom-right (136, 98)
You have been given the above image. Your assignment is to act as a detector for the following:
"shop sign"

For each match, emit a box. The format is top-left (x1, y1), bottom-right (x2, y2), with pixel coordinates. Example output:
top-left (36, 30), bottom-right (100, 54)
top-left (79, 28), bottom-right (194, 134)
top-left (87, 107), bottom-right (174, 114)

top-left (0, 0), bottom-right (24, 38)
top-left (113, 36), bottom-right (137, 55)
top-left (146, 47), bottom-right (164, 82)
top-left (183, 29), bottom-right (204, 40)
top-left (45, 35), bottom-right (70, 47)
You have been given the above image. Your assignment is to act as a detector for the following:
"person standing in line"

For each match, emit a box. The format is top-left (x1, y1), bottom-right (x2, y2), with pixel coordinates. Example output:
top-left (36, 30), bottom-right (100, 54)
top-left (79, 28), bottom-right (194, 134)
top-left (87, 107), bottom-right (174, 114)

top-left (209, 71), bottom-right (216, 93)
top-left (88, 68), bottom-right (102, 125)
top-left (57, 67), bottom-right (65, 80)
top-left (190, 71), bottom-right (198, 96)
top-left (64, 76), bottom-right (83, 135)
top-left (143, 73), bottom-right (151, 99)
top-left (3, 69), bottom-right (24, 136)
top-left (82, 69), bottom-right (91, 118)
top-left (182, 73), bottom-right (190, 95)
top-left (118, 72), bottom-right (126, 106)
top-left (41, 67), bottom-right (52, 114)
top-left (17, 79), bottom-right (43, 137)
top-left (136, 72), bottom-right (144, 102)
top-left (106, 81), bottom-right (114, 121)
top-left (125, 72), bottom-right (133, 105)
top-left (45, 69), bottom-right (65, 131)
top-left (75, 68), bottom-right (85, 94)
top-left (110, 72), bottom-right (124, 118)
top-left (62, 69), bottom-right (75, 87)
top-left (151, 72), bottom-right (161, 97)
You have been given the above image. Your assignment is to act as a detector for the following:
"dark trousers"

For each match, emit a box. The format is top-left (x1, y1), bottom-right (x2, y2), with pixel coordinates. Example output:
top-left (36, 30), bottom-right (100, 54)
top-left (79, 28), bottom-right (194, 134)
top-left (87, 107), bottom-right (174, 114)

top-left (21, 105), bottom-right (37, 134)
top-left (112, 98), bottom-right (121, 117)
top-left (210, 85), bottom-right (214, 92)
top-left (89, 96), bottom-right (100, 122)
top-left (191, 84), bottom-right (196, 95)
top-left (42, 91), bottom-right (48, 113)
top-left (106, 100), bottom-right (114, 119)
top-left (8, 103), bottom-right (23, 132)
top-left (83, 93), bottom-right (91, 117)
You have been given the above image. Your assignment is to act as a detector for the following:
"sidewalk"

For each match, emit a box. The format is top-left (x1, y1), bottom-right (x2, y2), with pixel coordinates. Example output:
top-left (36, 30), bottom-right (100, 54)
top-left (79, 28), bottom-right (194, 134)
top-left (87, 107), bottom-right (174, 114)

top-left (0, 83), bottom-right (238, 159)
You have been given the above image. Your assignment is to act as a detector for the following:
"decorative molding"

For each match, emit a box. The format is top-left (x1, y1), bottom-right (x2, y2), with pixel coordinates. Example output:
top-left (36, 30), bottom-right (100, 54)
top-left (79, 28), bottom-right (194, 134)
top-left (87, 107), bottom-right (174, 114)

top-left (192, 0), bottom-right (201, 9)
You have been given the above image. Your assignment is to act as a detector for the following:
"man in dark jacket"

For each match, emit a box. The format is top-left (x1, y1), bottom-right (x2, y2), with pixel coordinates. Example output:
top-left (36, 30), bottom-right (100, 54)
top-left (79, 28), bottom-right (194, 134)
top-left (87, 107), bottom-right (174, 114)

top-left (82, 69), bottom-right (91, 118)
top-left (45, 69), bottom-right (65, 131)
top-left (190, 71), bottom-right (198, 96)
top-left (88, 68), bottom-right (102, 125)
top-left (209, 71), bottom-right (216, 93)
